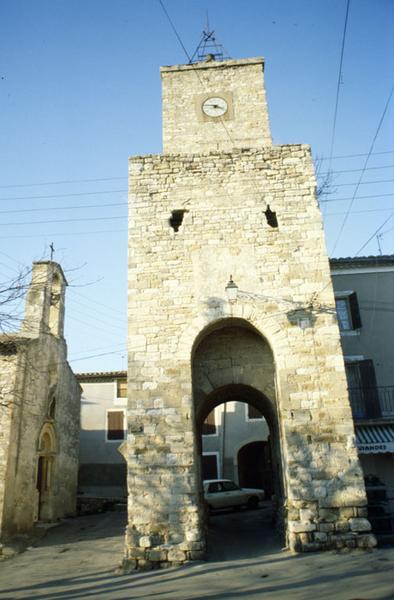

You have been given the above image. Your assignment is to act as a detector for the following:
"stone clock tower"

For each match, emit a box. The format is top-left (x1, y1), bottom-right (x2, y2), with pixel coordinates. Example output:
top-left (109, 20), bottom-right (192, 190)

top-left (125, 56), bottom-right (374, 570)
top-left (161, 57), bottom-right (271, 153)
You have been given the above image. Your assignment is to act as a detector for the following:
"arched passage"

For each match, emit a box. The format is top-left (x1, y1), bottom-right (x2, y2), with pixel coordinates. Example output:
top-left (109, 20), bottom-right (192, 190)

top-left (192, 318), bottom-right (285, 549)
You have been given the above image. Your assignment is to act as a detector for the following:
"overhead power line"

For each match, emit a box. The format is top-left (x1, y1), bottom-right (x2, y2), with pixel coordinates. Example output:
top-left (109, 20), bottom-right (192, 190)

top-left (70, 289), bottom-right (126, 317)
top-left (317, 150), bottom-right (394, 161)
top-left (158, 0), bottom-right (192, 62)
top-left (318, 164), bottom-right (394, 176)
top-left (355, 212), bottom-right (394, 256)
top-left (320, 192), bottom-right (394, 203)
top-left (0, 176), bottom-right (126, 189)
top-left (1, 180), bottom-right (394, 216)
top-left (0, 202), bottom-right (126, 215)
top-left (0, 189), bottom-right (127, 202)
top-left (0, 228), bottom-right (127, 240)
top-left (0, 157), bottom-right (393, 191)
top-left (331, 83), bottom-right (394, 253)
top-left (327, 0), bottom-right (350, 171)
top-left (325, 207), bottom-right (394, 216)
top-left (328, 178), bottom-right (394, 188)
top-left (0, 215), bottom-right (126, 227)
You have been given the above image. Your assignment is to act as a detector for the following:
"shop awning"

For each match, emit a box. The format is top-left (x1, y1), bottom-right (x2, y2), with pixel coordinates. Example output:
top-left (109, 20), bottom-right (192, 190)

top-left (356, 424), bottom-right (394, 454)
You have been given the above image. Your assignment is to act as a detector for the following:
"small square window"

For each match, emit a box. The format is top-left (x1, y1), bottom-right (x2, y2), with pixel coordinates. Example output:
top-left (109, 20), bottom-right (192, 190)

top-left (107, 410), bottom-right (125, 441)
top-left (247, 404), bottom-right (263, 420)
top-left (116, 379), bottom-right (127, 398)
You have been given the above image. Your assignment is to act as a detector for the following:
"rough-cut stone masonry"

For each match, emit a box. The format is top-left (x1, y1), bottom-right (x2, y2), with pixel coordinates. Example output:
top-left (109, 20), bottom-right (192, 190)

top-left (0, 262), bottom-right (81, 541)
top-left (125, 57), bottom-right (374, 570)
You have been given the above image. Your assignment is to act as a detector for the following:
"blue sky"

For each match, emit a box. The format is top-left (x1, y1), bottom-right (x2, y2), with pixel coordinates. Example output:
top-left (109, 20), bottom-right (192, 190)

top-left (1, 0), bottom-right (393, 372)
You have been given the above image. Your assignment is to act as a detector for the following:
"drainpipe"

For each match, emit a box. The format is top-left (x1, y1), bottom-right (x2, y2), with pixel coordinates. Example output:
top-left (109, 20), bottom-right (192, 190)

top-left (221, 402), bottom-right (227, 478)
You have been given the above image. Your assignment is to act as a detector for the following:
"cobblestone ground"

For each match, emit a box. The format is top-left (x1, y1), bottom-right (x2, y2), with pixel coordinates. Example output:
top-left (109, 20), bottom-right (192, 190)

top-left (0, 508), bottom-right (393, 600)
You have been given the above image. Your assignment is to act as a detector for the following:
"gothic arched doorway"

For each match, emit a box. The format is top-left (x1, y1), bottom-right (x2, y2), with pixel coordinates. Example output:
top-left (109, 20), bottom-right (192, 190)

top-left (36, 423), bottom-right (57, 522)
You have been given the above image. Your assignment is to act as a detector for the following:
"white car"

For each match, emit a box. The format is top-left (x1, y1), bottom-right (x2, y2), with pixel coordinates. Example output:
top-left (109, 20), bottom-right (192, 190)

top-left (203, 479), bottom-right (264, 511)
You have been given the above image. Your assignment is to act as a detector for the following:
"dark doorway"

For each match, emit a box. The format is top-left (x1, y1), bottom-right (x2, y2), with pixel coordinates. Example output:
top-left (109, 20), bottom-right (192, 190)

top-left (238, 441), bottom-right (274, 499)
top-left (202, 454), bottom-right (219, 479)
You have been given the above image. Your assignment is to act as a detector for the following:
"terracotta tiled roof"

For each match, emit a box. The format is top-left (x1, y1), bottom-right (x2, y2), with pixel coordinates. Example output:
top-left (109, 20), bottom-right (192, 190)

top-left (330, 255), bottom-right (394, 269)
top-left (76, 370), bottom-right (127, 381)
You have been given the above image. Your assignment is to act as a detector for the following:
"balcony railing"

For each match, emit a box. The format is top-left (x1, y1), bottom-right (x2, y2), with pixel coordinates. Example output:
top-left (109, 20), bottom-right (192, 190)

top-left (349, 387), bottom-right (394, 420)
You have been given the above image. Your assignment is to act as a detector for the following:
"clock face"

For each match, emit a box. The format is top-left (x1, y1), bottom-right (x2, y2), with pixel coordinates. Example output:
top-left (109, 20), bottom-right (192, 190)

top-left (202, 96), bottom-right (228, 118)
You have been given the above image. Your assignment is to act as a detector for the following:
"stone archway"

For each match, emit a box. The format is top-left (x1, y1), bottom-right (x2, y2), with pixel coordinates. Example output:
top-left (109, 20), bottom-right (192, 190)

top-left (192, 319), bottom-right (285, 537)
top-left (124, 304), bottom-right (374, 569)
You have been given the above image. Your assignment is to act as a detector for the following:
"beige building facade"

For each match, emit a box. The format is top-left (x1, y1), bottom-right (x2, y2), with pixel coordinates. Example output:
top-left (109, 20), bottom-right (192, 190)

top-left (125, 56), bottom-right (374, 569)
top-left (0, 262), bottom-right (81, 540)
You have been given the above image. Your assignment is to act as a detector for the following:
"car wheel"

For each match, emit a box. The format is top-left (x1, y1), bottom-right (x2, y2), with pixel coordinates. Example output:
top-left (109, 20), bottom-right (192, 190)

top-left (247, 496), bottom-right (259, 510)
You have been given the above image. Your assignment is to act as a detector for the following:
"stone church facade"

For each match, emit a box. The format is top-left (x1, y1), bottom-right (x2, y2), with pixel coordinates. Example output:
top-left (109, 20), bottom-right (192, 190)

top-left (0, 262), bottom-right (81, 540)
top-left (125, 56), bottom-right (374, 569)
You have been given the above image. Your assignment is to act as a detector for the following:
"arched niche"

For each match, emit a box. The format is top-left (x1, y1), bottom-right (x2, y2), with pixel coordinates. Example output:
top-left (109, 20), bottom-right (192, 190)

top-left (37, 422), bottom-right (57, 454)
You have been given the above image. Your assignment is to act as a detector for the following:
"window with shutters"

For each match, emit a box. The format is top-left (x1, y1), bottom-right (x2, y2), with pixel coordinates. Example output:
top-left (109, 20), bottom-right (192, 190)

top-left (345, 359), bottom-right (380, 419)
top-left (106, 410), bottom-right (125, 441)
top-left (335, 292), bottom-right (362, 332)
top-left (202, 409), bottom-right (217, 436)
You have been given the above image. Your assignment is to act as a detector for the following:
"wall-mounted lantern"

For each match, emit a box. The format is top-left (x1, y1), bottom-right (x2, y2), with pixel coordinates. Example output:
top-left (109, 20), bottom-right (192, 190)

top-left (225, 275), bottom-right (238, 303)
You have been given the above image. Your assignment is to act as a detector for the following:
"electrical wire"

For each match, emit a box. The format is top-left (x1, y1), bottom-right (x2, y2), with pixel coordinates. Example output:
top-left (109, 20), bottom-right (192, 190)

top-left (0, 161), bottom-right (392, 192)
top-left (158, 0), bottom-right (192, 63)
top-left (0, 189), bottom-right (127, 202)
top-left (0, 228), bottom-right (127, 240)
top-left (328, 178), bottom-right (394, 188)
top-left (318, 164), bottom-right (394, 176)
top-left (325, 207), bottom-right (394, 216)
top-left (0, 202), bottom-right (126, 215)
top-left (327, 0), bottom-right (350, 172)
top-left (70, 289), bottom-right (126, 317)
top-left (354, 212), bottom-right (394, 256)
top-left (0, 215), bottom-right (126, 227)
top-left (317, 150), bottom-right (394, 161)
top-left (331, 83), bottom-right (394, 254)
top-left (68, 298), bottom-right (126, 325)
top-left (1, 180), bottom-right (394, 217)
top-left (0, 176), bottom-right (126, 189)
top-left (321, 192), bottom-right (394, 204)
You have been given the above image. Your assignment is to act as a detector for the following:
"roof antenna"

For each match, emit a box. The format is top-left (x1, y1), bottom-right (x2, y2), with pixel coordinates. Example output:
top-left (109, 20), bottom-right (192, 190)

top-left (376, 234), bottom-right (383, 256)
top-left (189, 15), bottom-right (231, 63)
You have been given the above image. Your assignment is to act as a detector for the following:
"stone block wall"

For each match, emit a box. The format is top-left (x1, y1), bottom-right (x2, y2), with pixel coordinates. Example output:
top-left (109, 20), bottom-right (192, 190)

top-left (126, 144), bottom-right (374, 568)
top-left (0, 261), bottom-right (81, 539)
top-left (0, 336), bottom-right (81, 535)
top-left (0, 346), bottom-right (18, 536)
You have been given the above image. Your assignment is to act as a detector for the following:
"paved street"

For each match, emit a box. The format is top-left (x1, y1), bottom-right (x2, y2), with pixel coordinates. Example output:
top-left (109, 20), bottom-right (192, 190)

top-left (0, 507), bottom-right (393, 599)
